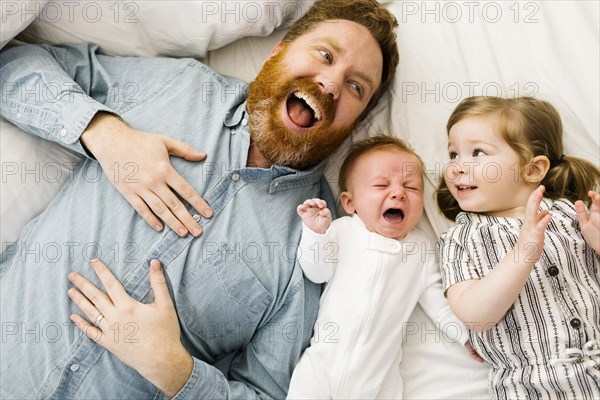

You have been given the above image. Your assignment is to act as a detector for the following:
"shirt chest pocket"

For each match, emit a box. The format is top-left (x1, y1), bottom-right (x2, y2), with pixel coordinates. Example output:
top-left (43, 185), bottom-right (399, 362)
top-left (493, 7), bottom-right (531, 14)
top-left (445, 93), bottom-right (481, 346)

top-left (176, 243), bottom-right (273, 347)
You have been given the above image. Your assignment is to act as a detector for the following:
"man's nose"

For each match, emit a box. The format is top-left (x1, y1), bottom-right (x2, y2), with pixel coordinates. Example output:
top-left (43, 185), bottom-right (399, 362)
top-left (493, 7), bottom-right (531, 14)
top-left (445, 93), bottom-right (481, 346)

top-left (318, 75), bottom-right (341, 100)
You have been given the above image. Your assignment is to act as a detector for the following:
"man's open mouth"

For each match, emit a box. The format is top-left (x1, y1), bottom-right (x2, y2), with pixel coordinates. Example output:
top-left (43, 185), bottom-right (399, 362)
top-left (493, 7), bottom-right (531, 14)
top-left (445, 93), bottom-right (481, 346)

top-left (286, 90), bottom-right (322, 128)
top-left (383, 208), bottom-right (404, 223)
top-left (457, 185), bottom-right (477, 191)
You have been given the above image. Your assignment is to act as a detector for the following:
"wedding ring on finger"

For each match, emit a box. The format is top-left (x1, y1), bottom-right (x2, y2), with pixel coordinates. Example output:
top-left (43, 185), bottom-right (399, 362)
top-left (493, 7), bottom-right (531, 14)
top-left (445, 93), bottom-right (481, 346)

top-left (94, 313), bottom-right (105, 327)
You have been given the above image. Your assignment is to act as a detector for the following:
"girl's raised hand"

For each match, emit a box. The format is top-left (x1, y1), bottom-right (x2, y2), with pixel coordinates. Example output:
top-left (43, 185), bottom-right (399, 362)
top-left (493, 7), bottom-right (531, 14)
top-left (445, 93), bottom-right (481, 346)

top-left (517, 186), bottom-right (551, 264)
top-left (297, 198), bottom-right (332, 235)
top-left (575, 190), bottom-right (600, 254)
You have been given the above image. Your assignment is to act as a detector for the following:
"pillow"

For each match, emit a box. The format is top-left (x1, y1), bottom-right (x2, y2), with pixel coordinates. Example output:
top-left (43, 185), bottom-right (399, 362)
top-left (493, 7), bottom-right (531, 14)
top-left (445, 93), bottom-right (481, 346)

top-left (0, 0), bottom-right (48, 49)
top-left (16, 0), bottom-right (314, 57)
top-left (384, 1), bottom-right (600, 237)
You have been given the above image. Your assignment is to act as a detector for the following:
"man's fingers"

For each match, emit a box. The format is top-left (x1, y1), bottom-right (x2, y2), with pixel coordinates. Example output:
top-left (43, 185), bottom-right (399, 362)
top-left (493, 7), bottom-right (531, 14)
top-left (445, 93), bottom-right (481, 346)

top-left (153, 186), bottom-right (203, 237)
top-left (89, 258), bottom-right (131, 302)
top-left (149, 260), bottom-right (173, 307)
top-left (70, 313), bottom-right (105, 344)
top-left (163, 136), bottom-right (207, 161)
top-left (128, 194), bottom-right (163, 232)
top-left (67, 287), bottom-right (109, 326)
top-left (68, 271), bottom-right (113, 311)
top-left (168, 173), bottom-right (212, 219)
top-left (141, 191), bottom-right (189, 237)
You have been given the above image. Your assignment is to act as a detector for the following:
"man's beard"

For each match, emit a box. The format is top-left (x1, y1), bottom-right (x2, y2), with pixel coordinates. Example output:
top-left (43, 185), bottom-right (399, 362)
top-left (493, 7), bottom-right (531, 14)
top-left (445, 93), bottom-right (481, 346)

top-left (246, 47), bottom-right (358, 170)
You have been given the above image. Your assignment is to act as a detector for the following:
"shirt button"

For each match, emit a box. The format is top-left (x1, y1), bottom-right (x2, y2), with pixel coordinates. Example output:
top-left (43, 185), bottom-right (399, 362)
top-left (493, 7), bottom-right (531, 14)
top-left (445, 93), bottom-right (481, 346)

top-left (570, 318), bottom-right (581, 329)
top-left (548, 265), bottom-right (559, 277)
top-left (391, 243), bottom-right (399, 250)
top-left (241, 118), bottom-right (248, 126)
top-left (59, 128), bottom-right (67, 137)
top-left (16, 112), bottom-right (22, 119)
top-left (230, 129), bottom-right (236, 135)
top-left (231, 173), bottom-right (240, 182)
top-left (70, 363), bottom-right (80, 372)
top-left (192, 214), bottom-right (200, 222)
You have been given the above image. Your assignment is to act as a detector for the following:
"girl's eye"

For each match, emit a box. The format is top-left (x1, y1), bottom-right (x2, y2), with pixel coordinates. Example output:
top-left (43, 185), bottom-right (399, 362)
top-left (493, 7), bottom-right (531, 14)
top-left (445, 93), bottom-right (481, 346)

top-left (319, 49), bottom-right (332, 64)
top-left (449, 152), bottom-right (458, 160)
top-left (473, 149), bottom-right (486, 157)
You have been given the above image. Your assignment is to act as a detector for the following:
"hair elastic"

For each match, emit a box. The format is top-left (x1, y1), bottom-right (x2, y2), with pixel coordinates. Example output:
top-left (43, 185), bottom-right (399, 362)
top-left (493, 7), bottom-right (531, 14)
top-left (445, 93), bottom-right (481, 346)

top-left (551, 154), bottom-right (566, 168)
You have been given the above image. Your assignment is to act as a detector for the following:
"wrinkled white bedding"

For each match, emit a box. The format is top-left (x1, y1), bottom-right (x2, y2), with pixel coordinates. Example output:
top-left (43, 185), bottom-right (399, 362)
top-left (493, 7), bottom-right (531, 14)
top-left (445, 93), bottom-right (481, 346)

top-left (1, 1), bottom-right (598, 398)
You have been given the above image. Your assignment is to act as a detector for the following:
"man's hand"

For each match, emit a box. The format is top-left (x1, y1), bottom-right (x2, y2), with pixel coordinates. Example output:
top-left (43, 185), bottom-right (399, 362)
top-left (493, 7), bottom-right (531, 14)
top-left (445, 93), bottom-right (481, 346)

top-left (297, 198), bottom-right (332, 234)
top-left (81, 113), bottom-right (212, 237)
top-left (67, 259), bottom-right (193, 398)
top-left (575, 190), bottom-right (600, 254)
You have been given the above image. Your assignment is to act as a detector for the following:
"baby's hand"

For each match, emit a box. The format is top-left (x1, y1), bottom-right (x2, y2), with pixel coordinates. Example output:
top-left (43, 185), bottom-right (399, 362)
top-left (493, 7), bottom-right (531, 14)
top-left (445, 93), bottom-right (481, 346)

top-left (575, 190), bottom-right (600, 254)
top-left (297, 198), bottom-right (332, 234)
top-left (517, 186), bottom-right (551, 264)
top-left (465, 341), bottom-right (484, 363)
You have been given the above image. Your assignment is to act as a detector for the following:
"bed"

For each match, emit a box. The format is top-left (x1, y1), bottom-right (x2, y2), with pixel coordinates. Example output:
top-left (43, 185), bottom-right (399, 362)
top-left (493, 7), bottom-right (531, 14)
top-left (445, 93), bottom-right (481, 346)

top-left (1, 1), bottom-right (598, 398)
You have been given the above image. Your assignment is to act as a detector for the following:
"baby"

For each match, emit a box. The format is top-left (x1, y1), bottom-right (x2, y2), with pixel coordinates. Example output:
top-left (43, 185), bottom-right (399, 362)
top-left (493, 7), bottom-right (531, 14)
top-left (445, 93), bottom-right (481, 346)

top-left (287, 135), bottom-right (472, 399)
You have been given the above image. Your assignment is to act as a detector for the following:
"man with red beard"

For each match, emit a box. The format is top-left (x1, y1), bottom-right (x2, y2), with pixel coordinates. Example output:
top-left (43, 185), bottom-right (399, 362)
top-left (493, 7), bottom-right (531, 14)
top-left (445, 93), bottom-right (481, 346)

top-left (0, 0), bottom-right (398, 399)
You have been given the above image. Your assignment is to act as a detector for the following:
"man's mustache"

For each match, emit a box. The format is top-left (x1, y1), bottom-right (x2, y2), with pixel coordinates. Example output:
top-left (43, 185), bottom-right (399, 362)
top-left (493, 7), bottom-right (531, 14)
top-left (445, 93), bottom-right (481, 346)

top-left (268, 77), bottom-right (336, 124)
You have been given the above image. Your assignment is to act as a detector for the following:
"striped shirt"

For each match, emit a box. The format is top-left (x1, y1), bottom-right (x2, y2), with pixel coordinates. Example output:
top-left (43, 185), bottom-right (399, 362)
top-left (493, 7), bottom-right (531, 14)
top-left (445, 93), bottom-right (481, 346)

top-left (439, 198), bottom-right (600, 399)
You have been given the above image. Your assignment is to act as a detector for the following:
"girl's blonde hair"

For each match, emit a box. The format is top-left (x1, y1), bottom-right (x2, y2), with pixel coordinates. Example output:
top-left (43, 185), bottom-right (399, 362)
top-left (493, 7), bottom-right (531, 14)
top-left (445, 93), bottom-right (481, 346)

top-left (436, 96), bottom-right (600, 221)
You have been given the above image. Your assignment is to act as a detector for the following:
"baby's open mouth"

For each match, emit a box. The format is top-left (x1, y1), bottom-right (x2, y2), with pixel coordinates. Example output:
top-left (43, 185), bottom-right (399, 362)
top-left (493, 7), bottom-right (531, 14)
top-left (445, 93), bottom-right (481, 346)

top-left (457, 185), bottom-right (477, 191)
top-left (383, 208), bottom-right (404, 222)
top-left (286, 91), bottom-right (322, 128)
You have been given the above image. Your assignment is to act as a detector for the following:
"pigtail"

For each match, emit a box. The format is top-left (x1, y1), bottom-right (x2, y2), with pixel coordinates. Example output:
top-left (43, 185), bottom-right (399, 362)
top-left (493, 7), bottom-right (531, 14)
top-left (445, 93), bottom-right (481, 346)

top-left (542, 155), bottom-right (600, 205)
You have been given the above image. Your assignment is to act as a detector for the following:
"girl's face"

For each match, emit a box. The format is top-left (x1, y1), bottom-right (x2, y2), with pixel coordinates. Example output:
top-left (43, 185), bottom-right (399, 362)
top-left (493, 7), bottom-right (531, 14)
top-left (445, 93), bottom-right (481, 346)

top-left (444, 115), bottom-right (536, 218)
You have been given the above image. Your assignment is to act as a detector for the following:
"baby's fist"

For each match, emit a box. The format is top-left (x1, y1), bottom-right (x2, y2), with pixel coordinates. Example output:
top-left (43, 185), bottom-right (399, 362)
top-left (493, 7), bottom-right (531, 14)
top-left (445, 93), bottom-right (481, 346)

top-left (297, 198), bottom-right (332, 234)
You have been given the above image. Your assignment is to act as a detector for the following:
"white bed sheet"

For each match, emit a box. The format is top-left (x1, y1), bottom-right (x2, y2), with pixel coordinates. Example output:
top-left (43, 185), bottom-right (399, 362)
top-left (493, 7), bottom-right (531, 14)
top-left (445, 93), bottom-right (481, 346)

top-left (1, 1), bottom-right (599, 398)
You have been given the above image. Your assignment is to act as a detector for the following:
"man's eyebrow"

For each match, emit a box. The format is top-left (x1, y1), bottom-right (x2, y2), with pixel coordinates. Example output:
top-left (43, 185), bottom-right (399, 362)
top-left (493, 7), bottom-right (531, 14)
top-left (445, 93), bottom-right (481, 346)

top-left (314, 36), bottom-right (376, 91)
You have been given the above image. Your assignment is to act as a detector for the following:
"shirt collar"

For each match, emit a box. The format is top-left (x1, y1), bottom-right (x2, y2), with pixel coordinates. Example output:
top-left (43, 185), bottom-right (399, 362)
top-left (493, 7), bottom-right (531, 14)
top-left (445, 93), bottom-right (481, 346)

top-left (224, 100), bottom-right (247, 127)
top-left (456, 197), bottom-right (555, 225)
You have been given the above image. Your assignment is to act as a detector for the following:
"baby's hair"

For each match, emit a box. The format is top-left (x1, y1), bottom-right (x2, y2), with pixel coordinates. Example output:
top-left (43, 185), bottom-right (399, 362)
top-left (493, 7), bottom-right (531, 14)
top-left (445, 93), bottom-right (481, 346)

top-left (436, 96), bottom-right (600, 221)
top-left (338, 135), bottom-right (424, 193)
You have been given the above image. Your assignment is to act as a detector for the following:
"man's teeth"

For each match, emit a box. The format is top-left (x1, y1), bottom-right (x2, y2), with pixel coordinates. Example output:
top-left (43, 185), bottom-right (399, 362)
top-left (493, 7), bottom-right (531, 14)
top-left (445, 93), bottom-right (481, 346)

top-left (458, 185), bottom-right (476, 191)
top-left (294, 91), bottom-right (321, 121)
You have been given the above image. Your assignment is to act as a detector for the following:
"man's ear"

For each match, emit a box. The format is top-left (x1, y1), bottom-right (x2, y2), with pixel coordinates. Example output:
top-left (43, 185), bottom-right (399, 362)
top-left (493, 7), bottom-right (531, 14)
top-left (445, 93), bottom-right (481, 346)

top-left (263, 41), bottom-right (284, 66)
top-left (524, 155), bottom-right (551, 183)
top-left (340, 191), bottom-right (355, 214)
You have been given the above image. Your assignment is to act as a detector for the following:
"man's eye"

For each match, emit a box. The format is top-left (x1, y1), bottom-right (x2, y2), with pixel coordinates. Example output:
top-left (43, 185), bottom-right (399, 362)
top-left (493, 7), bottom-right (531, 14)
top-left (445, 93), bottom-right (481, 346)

top-left (350, 81), bottom-right (362, 96)
top-left (319, 49), bottom-right (332, 64)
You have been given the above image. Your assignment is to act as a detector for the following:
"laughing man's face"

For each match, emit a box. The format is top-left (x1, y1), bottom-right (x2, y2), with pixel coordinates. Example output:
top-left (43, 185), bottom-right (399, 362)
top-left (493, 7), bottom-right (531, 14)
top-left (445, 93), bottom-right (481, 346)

top-left (246, 19), bottom-right (383, 169)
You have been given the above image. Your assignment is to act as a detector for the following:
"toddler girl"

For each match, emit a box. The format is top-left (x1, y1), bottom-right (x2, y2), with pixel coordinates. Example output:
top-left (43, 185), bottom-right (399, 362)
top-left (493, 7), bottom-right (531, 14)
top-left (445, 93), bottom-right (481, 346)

top-left (437, 96), bottom-right (600, 399)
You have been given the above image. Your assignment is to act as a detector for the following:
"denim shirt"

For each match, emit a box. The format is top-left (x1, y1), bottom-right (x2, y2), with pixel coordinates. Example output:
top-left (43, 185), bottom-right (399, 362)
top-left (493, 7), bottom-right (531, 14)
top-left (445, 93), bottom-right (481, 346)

top-left (0, 43), bottom-right (327, 399)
